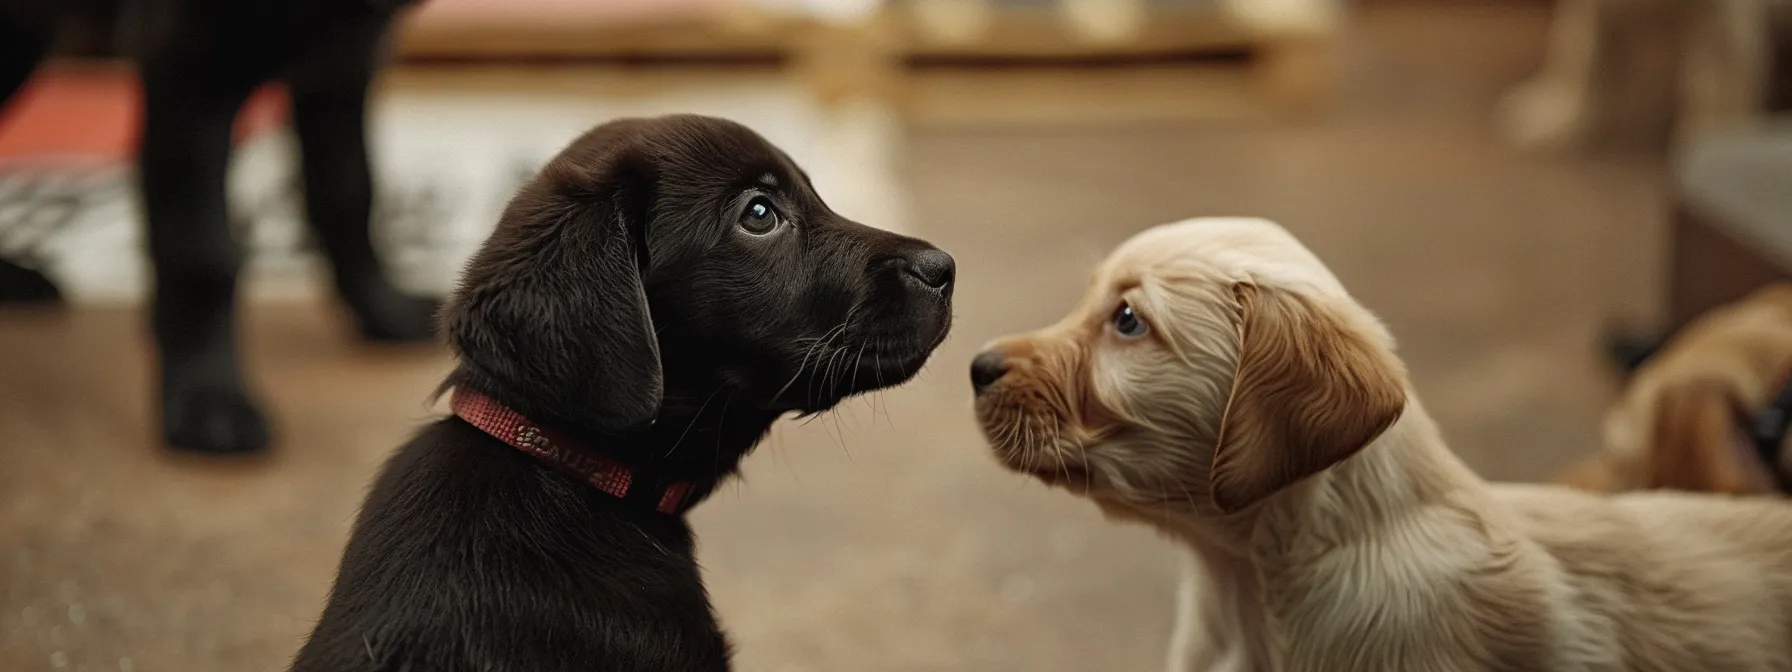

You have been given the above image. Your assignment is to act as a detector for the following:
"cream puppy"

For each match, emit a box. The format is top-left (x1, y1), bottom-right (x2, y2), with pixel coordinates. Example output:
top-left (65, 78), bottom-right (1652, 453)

top-left (969, 217), bottom-right (1792, 672)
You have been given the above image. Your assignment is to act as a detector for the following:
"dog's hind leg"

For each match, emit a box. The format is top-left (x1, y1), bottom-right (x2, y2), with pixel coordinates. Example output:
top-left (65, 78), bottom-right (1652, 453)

top-left (286, 16), bottom-right (438, 342)
top-left (137, 60), bottom-right (270, 453)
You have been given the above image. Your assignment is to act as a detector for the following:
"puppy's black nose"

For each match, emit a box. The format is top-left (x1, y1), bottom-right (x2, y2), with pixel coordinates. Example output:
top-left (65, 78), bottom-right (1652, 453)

top-left (902, 249), bottom-right (956, 291)
top-left (970, 350), bottom-right (1008, 393)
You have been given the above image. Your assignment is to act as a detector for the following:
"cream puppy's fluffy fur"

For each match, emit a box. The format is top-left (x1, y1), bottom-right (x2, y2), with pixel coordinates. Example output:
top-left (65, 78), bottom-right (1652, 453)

top-left (971, 217), bottom-right (1792, 671)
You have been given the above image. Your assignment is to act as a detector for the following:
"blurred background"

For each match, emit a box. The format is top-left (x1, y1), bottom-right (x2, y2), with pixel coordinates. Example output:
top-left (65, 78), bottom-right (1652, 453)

top-left (3, 0), bottom-right (1791, 669)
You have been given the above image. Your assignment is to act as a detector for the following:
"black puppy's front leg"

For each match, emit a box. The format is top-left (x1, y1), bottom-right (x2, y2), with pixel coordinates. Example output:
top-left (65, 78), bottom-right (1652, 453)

top-left (138, 69), bottom-right (270, 453)
top-left (288, 19), bottom-right (438, 341)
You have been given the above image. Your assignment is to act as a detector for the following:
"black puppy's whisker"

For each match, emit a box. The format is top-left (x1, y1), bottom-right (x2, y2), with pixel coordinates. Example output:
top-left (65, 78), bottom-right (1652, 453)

top-left (872, 339), bottom-right (900, 432)
top-left (773, 315), bottom-right (855, 405)
top-left (833, 411), bottom-right (854, 460)
top-left (847, 340), bottom-right (871, 399)
top-left (796, 408), bottom-right (833, 428)
top-left (803, 320), bottom-right (856, 409)
top-left (815, 325), bottom-right (855, 397)
top-left (713, 388), bottom-right (736, 461)
top-left (663, 385), bottom-right (728, 459)
top-left (820, 336), bottom-right (857, 402)
top-left (795, 406), bottom-right (851, 460)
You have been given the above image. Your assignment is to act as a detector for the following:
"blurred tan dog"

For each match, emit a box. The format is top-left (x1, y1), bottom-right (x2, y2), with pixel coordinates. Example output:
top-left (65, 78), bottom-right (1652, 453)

top-left (969, 217), bottom-right (1792, 672)
top-left (1559, 282), bottom-right (1792, 495)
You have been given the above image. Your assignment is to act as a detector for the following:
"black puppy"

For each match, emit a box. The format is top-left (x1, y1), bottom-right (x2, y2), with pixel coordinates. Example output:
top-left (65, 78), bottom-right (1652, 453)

top-left (0, 0), bottom-right (436, 453)
top-left (291, 115), bottom-right (955, 671)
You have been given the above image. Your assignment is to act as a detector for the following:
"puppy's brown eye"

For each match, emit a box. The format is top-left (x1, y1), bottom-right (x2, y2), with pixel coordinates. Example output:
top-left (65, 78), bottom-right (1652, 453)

top-left (1112, 302), bottom-right (1148, 339)
top-left (740, 196), bottom-right (781, 235)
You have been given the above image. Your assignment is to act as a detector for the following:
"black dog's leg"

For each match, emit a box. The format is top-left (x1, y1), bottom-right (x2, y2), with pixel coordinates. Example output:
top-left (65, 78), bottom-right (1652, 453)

top-left (138, 67), bottom-right (270, 453)
top-left (0, 24), bottom-right (46, 108)
top-left (288, 19), bottom-right (438, 342)
top-left (0, 19), bottom-right (62, 304)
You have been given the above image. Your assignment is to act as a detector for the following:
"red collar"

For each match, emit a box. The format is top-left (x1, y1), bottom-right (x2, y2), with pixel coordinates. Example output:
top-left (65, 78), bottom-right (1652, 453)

top-left (450, 387), bottom-right (693, 515)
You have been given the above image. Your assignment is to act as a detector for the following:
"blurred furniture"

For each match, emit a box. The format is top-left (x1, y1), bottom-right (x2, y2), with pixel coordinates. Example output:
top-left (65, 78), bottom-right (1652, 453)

top-left (892, 0), bottom-right (1338, 124)
top-left (397, 0), bottom-right (804, 62)
top-left (1606, 119), bottom-right (1792, 374)
top-left (1667, 121), bottom-right (1792, 329)
top-left (1501, 0), bottom-right (1792, 154)
top-left (397, 0), bottom-right (896, 105)
top-left (394, 0), bottom-right (1341, 123)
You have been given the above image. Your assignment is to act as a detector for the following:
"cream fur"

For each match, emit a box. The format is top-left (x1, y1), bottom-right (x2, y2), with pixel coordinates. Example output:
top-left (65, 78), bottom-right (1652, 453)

top-left (973, 217), bottom-right (1792, 672)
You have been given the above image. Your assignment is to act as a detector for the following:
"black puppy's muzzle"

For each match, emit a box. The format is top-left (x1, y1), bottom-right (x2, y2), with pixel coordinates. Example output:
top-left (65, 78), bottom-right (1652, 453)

top-left (842, 223), bottom-right (954, 358)
top-left (868, 242), bottom-right (955, 356)
top-left (778, 226), bottom-right (954, 409)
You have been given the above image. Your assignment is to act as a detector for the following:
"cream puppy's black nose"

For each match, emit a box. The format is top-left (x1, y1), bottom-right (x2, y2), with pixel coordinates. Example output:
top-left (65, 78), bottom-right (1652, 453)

top-left (970, 350), bottom-right (1008, 394)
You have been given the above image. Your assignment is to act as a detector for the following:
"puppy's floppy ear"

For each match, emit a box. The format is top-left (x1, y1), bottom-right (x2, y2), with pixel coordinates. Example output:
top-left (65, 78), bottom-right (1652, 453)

top-left (1209, 282), bottom-right (1407, 513)
top-left (442, 126), bottom-right (662, 432)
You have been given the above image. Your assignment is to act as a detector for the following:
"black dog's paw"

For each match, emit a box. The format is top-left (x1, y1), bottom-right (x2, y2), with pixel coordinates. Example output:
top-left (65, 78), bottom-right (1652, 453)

top-left (0, 258), bottom-right (63, 304)
top-left (161, 380), bottom-right (272, 454)
top-left (343, 281), bottom-right (442, 343)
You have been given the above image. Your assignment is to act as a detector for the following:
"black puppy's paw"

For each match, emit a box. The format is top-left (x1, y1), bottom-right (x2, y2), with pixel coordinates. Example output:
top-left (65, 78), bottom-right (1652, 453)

top-left (162, 380), bottom-right (272, 454)
top-left (342, 281), bottom-right (443, 343)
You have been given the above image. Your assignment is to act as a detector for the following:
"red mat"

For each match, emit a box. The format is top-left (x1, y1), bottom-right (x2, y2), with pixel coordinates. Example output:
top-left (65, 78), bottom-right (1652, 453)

top-left (0, 67), bottom-right (290, 162)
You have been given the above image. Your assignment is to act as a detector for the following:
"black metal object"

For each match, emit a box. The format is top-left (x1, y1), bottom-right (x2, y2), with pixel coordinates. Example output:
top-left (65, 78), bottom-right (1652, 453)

top-left (1604, 327), bottom-right (1667, 378)
top-left (1750, 371), bottom-right (1792, 492)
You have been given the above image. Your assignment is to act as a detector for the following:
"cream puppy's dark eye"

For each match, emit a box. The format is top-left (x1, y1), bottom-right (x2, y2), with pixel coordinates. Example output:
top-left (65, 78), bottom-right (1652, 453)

top-left (1112, 302), bottom-right (1148, 338)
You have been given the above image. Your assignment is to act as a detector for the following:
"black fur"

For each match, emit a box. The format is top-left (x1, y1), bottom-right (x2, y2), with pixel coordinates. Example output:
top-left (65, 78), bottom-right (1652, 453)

top-left (0, 0), bottom-right (438, 454)
top-left (292, 115), bottom-right (955, 671)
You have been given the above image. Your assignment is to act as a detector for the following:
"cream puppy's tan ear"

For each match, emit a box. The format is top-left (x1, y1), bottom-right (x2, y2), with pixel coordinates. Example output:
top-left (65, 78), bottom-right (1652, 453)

top-left (1210, 282), bottom-right (1408, 513)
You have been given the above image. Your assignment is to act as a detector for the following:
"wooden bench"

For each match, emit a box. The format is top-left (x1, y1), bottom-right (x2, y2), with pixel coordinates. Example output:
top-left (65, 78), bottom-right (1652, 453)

top-left (393, 0), bottom-right (1340, 124)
